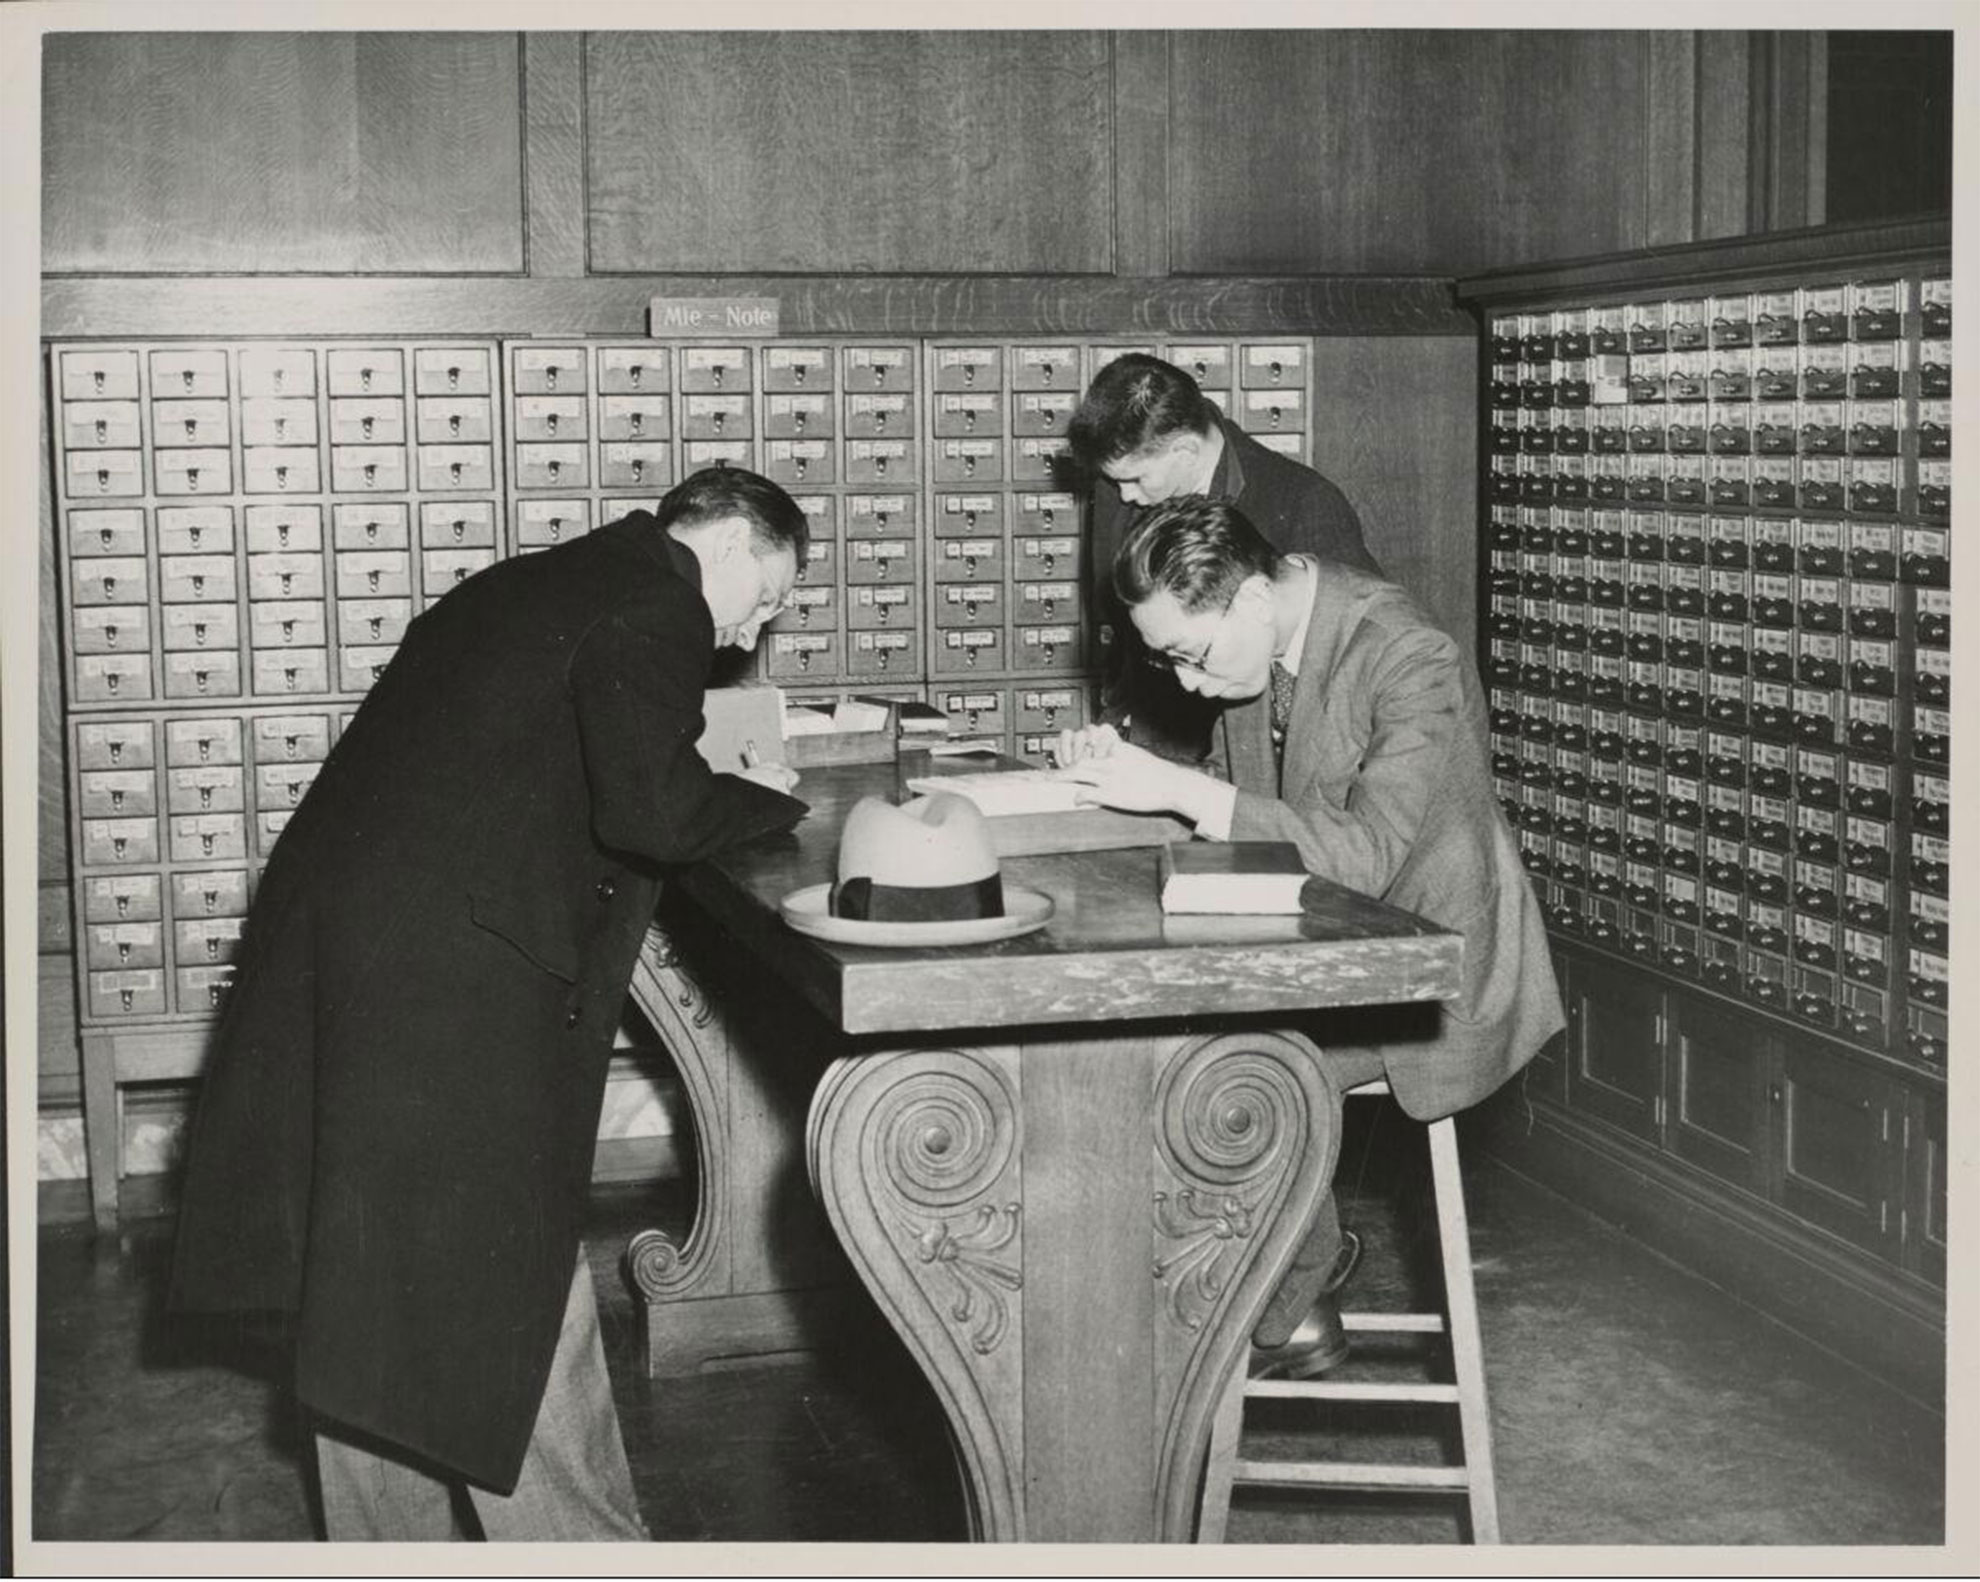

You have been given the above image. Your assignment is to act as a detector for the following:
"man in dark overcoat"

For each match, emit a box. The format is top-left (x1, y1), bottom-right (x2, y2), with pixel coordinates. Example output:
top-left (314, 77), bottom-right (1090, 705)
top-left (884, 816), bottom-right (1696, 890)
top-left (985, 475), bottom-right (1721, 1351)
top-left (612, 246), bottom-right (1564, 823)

top-left (1068, 352), bottom-right (1382, 762)
top-left (169, 468), bottom-right (812, 1540)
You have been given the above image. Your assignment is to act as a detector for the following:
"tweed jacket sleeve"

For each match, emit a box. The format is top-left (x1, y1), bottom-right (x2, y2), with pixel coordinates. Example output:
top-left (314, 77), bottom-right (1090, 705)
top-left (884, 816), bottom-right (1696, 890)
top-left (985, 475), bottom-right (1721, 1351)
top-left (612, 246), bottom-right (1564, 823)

top-left (1226, 622), bottom-right (1466, 898)
top-left (568, 604), bottom-right (806, 864)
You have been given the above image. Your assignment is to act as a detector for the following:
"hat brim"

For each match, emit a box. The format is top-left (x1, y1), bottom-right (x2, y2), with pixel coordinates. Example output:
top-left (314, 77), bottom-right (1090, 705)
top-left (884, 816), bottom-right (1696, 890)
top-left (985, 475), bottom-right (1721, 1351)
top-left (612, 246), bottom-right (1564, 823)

top-left (779, 883), bottom-right (1054, 948)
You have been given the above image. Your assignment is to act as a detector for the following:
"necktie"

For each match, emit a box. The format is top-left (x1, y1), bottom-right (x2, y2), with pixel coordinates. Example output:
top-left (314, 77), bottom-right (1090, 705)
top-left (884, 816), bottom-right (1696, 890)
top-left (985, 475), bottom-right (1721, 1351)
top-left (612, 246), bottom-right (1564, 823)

top-left (1269, 660), bottom-right (1296, 744)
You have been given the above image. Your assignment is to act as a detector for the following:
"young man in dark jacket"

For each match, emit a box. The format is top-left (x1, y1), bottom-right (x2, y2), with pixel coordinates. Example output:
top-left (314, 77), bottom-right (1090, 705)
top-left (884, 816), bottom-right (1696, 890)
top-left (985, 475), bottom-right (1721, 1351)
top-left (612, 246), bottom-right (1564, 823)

top-left (1069, 353), bottom-right (1381, 762)
top-left (169, 468), bottom-right (811, 1540)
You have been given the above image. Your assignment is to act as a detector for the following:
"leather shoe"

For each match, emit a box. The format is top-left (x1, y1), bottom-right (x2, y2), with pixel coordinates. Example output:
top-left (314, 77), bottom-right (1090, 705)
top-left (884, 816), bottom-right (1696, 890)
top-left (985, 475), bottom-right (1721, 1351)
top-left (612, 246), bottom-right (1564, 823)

top-left (1248, 1230), bottom-right (1362, 1380)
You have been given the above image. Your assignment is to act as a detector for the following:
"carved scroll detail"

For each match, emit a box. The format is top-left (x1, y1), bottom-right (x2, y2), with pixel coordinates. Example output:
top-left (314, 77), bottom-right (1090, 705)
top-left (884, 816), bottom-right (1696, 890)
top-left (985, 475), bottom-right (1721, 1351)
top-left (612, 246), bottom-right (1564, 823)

top-left (1149, 1031), bottom-right (1338, 1541)
top-left (622, 922), bottom-right (733, 1308)
top-left (640, 921), bottom-right (713, 1029)
top-left (809, 1047), bottom-right (1026, 1540)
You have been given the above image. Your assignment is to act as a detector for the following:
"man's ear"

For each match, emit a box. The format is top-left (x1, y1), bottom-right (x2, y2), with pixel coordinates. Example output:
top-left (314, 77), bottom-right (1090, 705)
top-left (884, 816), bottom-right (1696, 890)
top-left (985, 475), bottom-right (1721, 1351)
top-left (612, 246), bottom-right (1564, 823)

top-left (1234, 571), bottom-right (1275, 614)
top-left (712, 516), bottom-right (750, 561)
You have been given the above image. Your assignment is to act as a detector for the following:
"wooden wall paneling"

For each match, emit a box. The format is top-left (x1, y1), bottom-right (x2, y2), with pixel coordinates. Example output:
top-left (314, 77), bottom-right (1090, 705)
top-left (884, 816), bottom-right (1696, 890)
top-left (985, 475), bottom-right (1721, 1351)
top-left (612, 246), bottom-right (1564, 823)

top-left (1643, 32), bottom-right (1701, 247)
top-left (1746, 31), bottom-right (1828, 232)
top-left (523, 32), bottom-right (587, 278)
top-left (1306, 336), bottom-right (1479, 652)
top-left (42, 32), bottom-right (525, 274)
top-left (1169, 30), bottom-right (1660, 277)
top-left (1111, 32), bottom-right (1171, 279)
top-left (583, 32), bottom-right (1116, 276)
top-left (1690, 31), bottom-right (1758, 239)
top-left (42, 274), bottom-right (1477, 342)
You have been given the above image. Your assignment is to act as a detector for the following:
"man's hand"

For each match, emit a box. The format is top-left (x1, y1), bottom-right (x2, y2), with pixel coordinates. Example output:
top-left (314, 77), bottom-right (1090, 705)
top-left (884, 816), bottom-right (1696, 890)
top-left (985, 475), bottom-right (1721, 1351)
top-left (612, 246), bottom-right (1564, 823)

top-left (1051, 723), bottom-right (1217, 821)
top-left (734, 762), bottom-right (801, 795)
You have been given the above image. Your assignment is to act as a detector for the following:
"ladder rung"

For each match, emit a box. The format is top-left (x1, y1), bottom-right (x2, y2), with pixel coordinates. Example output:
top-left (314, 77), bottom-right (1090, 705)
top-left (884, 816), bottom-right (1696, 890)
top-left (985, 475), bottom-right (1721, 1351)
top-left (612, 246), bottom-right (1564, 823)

top-left (1244, 1380), bottom-right (1461, 1404)
top-left (1232, 1459), bottom-right (1473, 1492)
top-left (1342, 1313), bottom-right (1445, 1333)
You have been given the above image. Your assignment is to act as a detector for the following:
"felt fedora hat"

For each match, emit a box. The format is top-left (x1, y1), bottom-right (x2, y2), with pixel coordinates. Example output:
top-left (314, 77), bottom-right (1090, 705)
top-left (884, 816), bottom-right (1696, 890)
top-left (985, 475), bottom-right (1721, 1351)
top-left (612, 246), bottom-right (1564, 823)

top-left (780, 792), bottom-right (1054, 947)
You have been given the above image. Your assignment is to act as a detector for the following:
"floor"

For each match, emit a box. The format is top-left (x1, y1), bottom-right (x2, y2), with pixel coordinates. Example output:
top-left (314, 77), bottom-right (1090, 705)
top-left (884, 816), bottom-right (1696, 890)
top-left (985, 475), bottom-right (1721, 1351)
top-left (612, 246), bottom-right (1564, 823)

top-left (30, 1108), bottom-right (1946, 1551)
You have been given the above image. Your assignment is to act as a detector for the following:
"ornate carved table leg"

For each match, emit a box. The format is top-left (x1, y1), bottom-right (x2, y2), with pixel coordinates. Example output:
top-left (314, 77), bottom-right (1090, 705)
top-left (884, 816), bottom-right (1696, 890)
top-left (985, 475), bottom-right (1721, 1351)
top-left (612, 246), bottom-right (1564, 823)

top-left (808, 1026), bottom-right (1338, 1542)
top-left (624, 920), bottom-right (857, 1377)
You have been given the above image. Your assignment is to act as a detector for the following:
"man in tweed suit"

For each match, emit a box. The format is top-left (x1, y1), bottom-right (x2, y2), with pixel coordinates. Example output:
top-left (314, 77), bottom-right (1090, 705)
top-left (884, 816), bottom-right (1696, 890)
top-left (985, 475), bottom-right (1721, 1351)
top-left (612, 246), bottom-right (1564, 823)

top-left (1055, 495), bottom-right (1563, 1376)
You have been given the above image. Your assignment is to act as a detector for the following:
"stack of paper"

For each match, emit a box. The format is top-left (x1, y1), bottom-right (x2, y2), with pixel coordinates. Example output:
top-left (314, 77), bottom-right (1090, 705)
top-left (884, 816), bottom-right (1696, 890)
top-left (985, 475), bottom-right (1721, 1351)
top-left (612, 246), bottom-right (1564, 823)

top-left (904, 769), bottom-right (1093, 817)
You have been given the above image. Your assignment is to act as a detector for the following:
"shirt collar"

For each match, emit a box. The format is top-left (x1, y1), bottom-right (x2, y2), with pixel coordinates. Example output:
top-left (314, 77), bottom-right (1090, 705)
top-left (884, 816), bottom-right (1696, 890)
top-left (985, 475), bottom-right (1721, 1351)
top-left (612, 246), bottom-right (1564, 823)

top-left (1274, 556), bottom-right (1318, 678)
top-left (1201, 418), bottom-right (1241, 499)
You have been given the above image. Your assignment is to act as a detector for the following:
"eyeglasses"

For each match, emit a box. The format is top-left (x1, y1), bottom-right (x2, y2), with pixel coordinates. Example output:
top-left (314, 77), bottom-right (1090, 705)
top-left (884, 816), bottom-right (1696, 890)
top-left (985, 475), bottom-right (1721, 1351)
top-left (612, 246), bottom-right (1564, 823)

top-left (1138, 597), bottom-right (1235, 673)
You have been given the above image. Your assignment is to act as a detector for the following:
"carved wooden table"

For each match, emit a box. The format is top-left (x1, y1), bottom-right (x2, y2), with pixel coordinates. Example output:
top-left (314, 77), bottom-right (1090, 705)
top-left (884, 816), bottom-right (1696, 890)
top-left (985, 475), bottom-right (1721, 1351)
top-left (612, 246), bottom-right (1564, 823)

top-left (624, 759), bottom-right (1462, 1542)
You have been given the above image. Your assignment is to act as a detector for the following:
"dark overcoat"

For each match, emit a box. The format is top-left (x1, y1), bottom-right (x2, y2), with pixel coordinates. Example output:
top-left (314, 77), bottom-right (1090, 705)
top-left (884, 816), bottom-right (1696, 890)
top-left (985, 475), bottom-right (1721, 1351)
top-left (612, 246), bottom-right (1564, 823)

top-left (1217, 564), bottom-right (1565, 1120)
top-left (168, 512), bottom-right (806, 1491)
top-left (1092, 415), bottom-right (1381, 758)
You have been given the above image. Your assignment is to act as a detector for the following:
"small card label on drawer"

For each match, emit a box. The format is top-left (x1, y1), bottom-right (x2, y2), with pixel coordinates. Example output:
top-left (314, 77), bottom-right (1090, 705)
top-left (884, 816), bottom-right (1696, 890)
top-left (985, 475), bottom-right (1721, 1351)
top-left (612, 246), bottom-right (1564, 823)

top-left (172, 868), bottom-right (251, 918)
top-left (154, 447), bottom-right (233, 495)
top-left (149, 347), bottom-right (228, 397)
top-left (415, 445), bottom-right (494, 493)
top-left (250, 649), bottom-right (331, 697)
top-left (164, 716), bottom-right (241, 768)
top-left (419, 500), bottom-right (498, 547)
top-left (419, 397), bottom-right (497, 445)
top-left (514, 499), bottom-right (591, 548)
top-left (67, 449), bottom-right (145, 498)
top-left (255, 760), bottom-right (322, 810)
top-left (170, 812), bottom-right (249, 863)
top-left (328, 398), bottom-right (408, 447)
top-left (934, 348), bottom-right (1002, 390)
top-left (239, 346), bottom-right (317, 397)
top-left (175, 917), bottom-right (247, 965)
top-left (61, 349), bottom-right (140, 401)
top-left (75, 654), bottom-right (155, 703)
top-left (337, 597), bottom-right (412, 647)
top-left (247, 601), bottom-right (328, 657)
top-left (414, 348), bottom-right (493, 396)
top-left (64, 400), bottom-right (144, 450)
top-left (67, 507), bottom-right (148, 558)
top-left (332, 445), bottom-right (410, 494)
top-left (937, 494), bottom-right (1003, 534)
top-left (87, 873), bottom-right (163, 923)
top-left (167, 764), bottom-right (245, 815)
top-left (511, 348), bottom-right (588, 396)
top-left (80, 768), bottom-right (157, 819)
top-left (89, 968), bottom-right (166, 1019)
top-left (77, 720), bottom-right (155, 770)
top-left (599, 443), bottom-right (671, 489)
top-left (600, 347), bottom-right (672, 393)
top-left (175, 965), bottom-right (236, 1015)
top-left (764, 393), bottom-right (829, 436)
top-left (83, 817), bottom-right (161, 867)
top-left (253, 713), bottom-right (334, 762)
top-left (1015, 492), bottom-right (1077, 528)
top-left (335, 550), bottom-right (413, 598)
top-left (74, 604), bottom-right (152, 655)
top-left (327, 348), bottom-right (406, 396)
top-left (421, 548), bottom-right (495, 594)
top-left (844, 347), bottom-right (913, 389)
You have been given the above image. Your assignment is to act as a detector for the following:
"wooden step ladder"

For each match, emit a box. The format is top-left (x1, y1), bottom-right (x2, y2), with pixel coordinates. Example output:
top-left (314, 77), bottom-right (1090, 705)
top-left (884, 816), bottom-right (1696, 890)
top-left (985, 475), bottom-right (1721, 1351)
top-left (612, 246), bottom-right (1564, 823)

top-left (1196, 1080), bottom-right (1501, 1543)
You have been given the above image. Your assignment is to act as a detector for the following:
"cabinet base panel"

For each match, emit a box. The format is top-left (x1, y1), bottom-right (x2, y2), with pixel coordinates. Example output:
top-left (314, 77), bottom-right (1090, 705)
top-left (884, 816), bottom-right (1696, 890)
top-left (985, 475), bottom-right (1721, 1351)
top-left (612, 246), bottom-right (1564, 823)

top-left (1477, 1099), bottom-right (1945, 1410)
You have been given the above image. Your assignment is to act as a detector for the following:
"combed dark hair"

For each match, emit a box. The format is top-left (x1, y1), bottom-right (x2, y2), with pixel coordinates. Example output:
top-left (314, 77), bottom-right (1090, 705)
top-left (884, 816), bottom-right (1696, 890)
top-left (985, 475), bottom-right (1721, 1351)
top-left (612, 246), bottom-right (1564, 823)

top-left (653, 465), bottom-right (809, 562)
top-left (1114, 495), bottom-right (1281, 615)
top-left (1065, 353), bottom-right (1222, 472)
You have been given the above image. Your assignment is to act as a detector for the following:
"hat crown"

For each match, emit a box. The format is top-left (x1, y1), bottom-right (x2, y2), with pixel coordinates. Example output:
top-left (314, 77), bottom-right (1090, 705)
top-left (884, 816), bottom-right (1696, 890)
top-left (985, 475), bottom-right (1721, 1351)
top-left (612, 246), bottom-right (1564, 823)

top-left (837, 793), bottom-right (998, 890)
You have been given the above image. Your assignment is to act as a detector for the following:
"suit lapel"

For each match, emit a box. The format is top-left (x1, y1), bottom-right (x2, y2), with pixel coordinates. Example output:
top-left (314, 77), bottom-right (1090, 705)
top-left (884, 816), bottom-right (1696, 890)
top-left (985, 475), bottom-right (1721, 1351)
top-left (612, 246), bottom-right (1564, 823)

top-left (1278, 566), bottom-right (1371, 798)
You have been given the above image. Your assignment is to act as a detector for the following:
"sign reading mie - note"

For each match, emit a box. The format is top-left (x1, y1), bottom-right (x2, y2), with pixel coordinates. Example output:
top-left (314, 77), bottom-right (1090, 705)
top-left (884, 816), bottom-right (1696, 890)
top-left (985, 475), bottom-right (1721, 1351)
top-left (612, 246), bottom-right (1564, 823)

top-left (647, 297), bottom-right (782, 337)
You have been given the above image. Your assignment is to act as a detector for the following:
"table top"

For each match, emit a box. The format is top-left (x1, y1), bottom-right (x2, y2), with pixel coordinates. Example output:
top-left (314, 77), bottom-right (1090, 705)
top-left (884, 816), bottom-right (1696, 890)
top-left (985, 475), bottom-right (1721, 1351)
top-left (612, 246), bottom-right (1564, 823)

top-left (674, 755), bottom-right (1463, 1037)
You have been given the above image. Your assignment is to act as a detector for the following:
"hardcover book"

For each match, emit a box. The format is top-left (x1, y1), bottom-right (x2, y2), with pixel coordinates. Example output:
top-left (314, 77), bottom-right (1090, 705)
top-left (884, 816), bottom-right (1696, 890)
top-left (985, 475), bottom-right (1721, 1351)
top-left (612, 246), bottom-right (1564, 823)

top-left (1158, 840), bottom-right (1312, 914)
